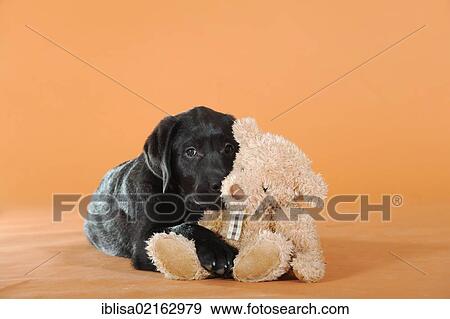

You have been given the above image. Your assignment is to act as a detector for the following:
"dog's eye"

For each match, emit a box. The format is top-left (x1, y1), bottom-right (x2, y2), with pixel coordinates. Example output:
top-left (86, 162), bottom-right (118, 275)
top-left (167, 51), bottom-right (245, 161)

top-left (224, 143), bottom-right (235, 154)
top-left (185, 147), bottom-right (197, 158)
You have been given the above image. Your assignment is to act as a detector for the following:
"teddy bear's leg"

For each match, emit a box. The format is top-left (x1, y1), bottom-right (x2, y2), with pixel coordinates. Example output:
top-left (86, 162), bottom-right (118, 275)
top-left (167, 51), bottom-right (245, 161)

top-left (233, 230), bottom-right (293, 282)
top-left (146, 232), bottom-right (210, 280)
top-left (276, 215), bottom-right (325, 282)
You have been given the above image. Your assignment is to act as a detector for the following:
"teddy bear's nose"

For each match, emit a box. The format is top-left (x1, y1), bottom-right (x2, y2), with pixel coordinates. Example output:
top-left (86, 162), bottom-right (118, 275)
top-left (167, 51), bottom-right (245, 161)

top-left (230, 184), bottom-right (245, 200)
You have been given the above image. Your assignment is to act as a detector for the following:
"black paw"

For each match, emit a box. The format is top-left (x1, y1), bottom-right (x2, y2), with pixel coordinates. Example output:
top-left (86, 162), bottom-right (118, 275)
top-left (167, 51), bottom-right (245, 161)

top-left (169, 223), bottom-right (238, 278)
top-left (195, 234), bottom-right (237, 277)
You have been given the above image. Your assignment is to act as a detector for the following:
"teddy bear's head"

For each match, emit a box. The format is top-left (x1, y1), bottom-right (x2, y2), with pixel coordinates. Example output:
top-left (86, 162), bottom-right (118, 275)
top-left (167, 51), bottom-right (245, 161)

top-left (220, 118), bottom-right (327, 215)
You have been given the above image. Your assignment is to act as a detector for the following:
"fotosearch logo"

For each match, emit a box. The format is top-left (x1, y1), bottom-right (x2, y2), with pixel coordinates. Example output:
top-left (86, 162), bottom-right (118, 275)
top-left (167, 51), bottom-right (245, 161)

top-left (52, 193), bottom-right (403, 223)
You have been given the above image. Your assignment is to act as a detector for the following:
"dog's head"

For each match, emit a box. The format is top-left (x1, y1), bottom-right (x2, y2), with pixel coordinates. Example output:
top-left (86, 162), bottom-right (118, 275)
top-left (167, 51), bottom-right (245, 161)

top-left (144, 106), bottom-right (238, 210)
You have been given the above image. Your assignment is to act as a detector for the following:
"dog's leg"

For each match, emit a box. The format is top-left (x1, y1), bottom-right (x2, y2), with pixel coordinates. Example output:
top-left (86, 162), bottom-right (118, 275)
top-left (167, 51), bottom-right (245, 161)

top-left (132, 231), bottom-right (159, 271)
top-left (131, 223), bottom-right (237, 277)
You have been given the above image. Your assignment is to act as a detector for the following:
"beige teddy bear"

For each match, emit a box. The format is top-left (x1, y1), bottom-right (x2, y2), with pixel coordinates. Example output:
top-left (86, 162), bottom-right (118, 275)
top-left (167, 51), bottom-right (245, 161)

top-left (146, 118), bottom-right (327, 282)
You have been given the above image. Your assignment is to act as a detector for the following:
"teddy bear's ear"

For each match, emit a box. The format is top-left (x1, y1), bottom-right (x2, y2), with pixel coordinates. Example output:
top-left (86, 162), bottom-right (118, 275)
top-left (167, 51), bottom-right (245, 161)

top-left (232, 117), bottom-right (261, 144)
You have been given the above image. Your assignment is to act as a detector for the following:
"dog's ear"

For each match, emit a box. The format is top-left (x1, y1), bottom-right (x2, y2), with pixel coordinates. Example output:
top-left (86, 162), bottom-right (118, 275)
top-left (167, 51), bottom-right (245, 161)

top-left (143, 116), bottom-right (179, 193)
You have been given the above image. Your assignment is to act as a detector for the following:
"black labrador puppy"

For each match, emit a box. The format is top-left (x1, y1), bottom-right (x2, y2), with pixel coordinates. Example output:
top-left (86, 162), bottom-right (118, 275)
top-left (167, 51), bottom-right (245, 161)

top-left (84, 106), bottom-right (239, 276)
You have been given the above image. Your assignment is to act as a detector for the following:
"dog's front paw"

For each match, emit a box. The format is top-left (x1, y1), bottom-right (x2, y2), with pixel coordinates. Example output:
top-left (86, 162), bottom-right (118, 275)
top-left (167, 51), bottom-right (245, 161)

top-left (195, 235), bottom-right (237, 278)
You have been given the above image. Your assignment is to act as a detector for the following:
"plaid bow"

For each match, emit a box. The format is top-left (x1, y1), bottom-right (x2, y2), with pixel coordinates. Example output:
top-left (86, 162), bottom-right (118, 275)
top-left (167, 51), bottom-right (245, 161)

top-left (226, 212), bottom-right (245, 240)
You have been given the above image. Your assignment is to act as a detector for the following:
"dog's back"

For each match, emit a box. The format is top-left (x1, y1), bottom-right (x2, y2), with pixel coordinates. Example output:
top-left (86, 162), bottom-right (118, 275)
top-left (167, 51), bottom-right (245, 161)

top-left (84, 155), bottom-right (150, 257)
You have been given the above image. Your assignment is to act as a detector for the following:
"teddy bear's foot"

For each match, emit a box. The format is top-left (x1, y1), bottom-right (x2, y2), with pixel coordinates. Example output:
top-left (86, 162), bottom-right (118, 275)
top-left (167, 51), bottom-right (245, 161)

top-left (146, 232), bottom-right (210, 280)
top-left (291, 253), bottom-right (325, 283)
top-left (233, 230), bottom-right (293, 282)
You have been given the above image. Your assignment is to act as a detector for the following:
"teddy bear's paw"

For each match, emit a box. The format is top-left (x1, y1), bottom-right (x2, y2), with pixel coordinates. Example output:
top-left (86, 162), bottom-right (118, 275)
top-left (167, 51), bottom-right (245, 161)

top-left (291, 254), bottom-right (325, 283)
top-left (146, 233), bottom-right (210, 280)
top-left (233, 231), bottom-right (293, 282)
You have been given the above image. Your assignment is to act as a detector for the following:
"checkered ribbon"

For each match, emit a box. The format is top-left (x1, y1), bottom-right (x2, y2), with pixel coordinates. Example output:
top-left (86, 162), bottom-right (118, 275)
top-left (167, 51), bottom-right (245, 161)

top-left (227, 212), bottom-right (245, 240)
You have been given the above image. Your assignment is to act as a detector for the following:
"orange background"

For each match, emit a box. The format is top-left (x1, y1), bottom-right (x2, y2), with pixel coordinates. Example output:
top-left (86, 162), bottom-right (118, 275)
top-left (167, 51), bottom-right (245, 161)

top-left (1, 0), bottom-right (449, 297)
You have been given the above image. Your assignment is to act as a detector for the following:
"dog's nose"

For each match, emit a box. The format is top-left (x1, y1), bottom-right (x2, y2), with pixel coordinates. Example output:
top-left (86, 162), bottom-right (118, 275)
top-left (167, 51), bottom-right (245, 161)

top-left (210, 182), bottom-right (222, 192)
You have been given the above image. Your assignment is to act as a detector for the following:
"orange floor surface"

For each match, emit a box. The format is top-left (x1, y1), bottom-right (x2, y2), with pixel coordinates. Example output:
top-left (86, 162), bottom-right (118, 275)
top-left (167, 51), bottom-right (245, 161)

top-left (1, 205), bottom-right (449, 298)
